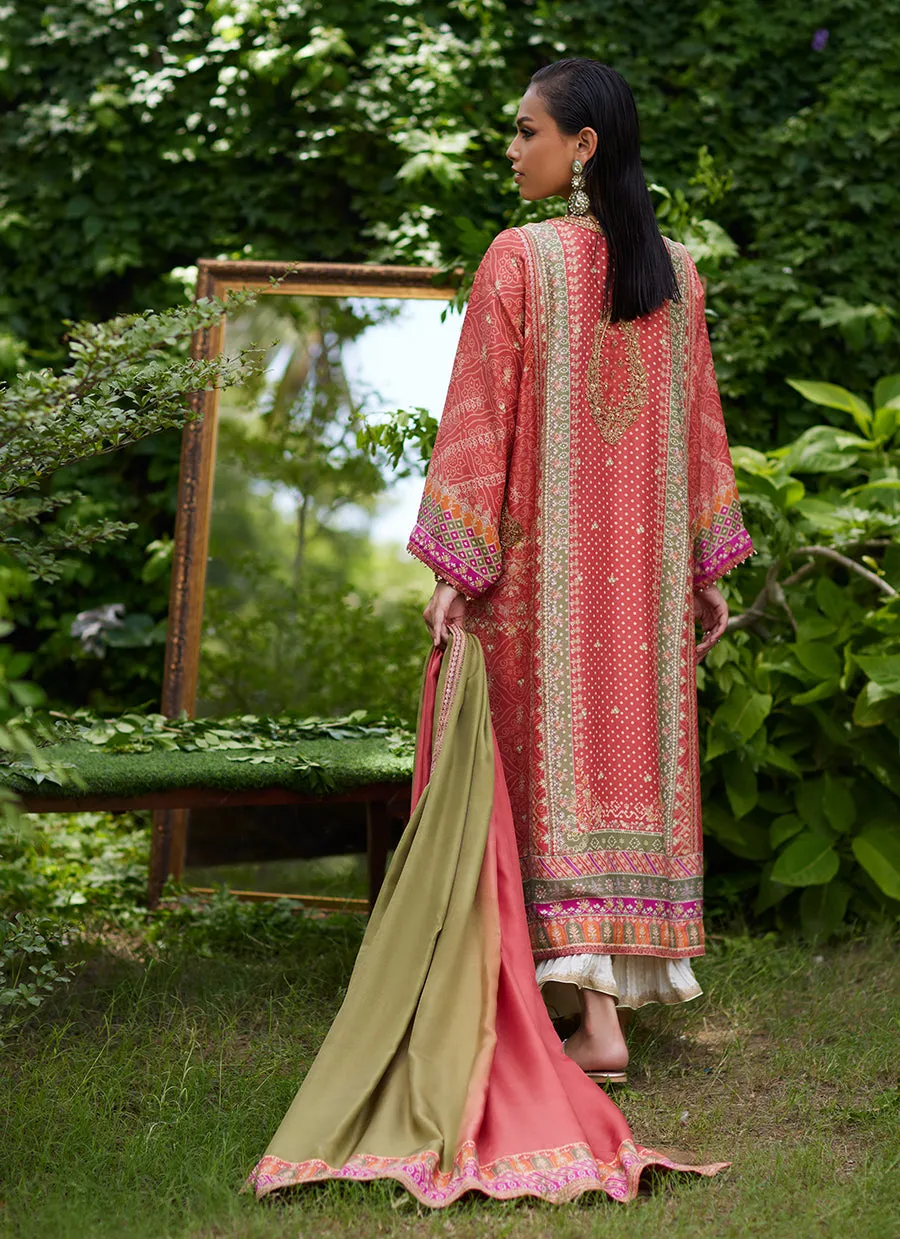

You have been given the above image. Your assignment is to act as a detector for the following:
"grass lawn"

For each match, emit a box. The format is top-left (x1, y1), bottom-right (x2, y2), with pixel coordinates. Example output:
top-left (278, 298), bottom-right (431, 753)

top-left (1, 920), bottom-right (897, 1239)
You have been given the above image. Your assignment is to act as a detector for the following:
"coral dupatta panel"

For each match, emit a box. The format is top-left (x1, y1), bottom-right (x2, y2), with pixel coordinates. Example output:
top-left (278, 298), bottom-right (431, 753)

top-left (407, 218), bottom-right (755, 962)
top-left (247, 630), bottom-right (729, 1205)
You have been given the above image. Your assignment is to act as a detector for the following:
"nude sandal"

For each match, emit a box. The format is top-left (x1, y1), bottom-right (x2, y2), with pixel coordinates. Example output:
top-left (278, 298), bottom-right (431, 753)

top-left (561, 1038), bottom-right (628, 1085)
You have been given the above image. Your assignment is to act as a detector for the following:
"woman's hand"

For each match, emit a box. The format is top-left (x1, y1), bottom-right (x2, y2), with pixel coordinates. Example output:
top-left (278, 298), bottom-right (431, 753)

top-left (693, 583), bottom-right (728, 664)
top-left (423, 582), bottom-right (466, 648)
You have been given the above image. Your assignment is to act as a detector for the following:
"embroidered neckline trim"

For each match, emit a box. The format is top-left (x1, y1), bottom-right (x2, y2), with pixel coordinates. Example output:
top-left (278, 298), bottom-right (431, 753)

top-left (559, 213), bottom-right (605, 235)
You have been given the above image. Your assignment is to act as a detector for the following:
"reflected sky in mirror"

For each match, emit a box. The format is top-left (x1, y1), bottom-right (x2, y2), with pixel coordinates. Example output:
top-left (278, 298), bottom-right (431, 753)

top-left (262, 297), bottom-right (463, 545)
top-left (344, 297), bottom-right (462, 543)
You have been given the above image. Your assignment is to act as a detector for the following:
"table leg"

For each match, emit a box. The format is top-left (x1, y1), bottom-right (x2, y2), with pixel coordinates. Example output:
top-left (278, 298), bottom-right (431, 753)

top-left (366, 799), bottom-right (391, 912)
top-left (148, 807), bottom-right (189, 907)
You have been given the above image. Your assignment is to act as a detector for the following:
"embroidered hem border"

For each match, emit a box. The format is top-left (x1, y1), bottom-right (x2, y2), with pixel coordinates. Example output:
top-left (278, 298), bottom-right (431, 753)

top-left (532, 941), bottom-right (705, 962)
top-left (527, 896), bottom-right (704, 957)
top-left (246, 1137), bottom-right (729, 1207)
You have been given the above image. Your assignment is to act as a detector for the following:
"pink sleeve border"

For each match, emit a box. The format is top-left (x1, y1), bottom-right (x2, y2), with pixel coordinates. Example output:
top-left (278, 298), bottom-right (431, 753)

top-left (407, 526), bottom-right (490, 600)
top-left (693, 530), bottom-right (757, 591)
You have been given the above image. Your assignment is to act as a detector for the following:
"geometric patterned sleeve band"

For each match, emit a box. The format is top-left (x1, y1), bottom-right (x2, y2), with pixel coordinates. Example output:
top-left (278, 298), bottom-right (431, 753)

top-left (407, 479), bottom-right (502, 600)
top-left (691, 480), bottom-right (756, 591)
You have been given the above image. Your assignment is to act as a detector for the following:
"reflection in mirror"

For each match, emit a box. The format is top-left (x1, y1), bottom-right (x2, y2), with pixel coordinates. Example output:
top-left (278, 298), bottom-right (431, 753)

top-left (196, 293), bottom-right (462, 723)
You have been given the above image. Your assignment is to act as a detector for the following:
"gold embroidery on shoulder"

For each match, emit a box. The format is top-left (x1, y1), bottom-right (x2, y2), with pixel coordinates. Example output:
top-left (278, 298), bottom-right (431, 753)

top-left (585, 314), bottom-right (648, 445)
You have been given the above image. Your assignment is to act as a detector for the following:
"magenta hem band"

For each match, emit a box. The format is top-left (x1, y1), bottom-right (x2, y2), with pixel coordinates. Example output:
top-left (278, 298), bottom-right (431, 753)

top-left (529, 897), bottom-right (703, 920)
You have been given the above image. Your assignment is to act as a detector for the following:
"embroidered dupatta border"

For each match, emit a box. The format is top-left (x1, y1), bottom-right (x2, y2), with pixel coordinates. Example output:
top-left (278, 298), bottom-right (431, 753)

top-left (248, 1136), bottom-right (728, 1207)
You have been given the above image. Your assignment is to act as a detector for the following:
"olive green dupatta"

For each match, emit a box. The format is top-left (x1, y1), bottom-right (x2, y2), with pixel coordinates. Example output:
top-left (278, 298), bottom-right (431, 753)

top-left (246, 628), bottom-right (729, 1205)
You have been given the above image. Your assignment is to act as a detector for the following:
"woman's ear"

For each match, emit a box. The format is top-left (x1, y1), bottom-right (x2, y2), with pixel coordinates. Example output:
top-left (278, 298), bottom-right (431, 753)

top-left (577, 126), bottom-right (598, 164)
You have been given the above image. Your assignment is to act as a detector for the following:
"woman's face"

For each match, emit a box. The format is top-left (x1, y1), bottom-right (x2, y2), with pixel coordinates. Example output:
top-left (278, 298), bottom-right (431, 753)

top-left (505, 86), bottom-right (597, 203)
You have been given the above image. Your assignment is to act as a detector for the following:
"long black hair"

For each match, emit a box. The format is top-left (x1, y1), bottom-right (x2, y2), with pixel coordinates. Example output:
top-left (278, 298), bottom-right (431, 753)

top-left (530, 58), bottom-right (679, 323)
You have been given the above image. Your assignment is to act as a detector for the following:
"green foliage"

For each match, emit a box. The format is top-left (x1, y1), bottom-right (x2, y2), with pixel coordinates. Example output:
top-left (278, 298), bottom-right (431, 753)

top-left (0, 287), bottom-right (271, 725)
top-left (697, 371), bottom-right (900, 940)
top-left (146, 886), bottom-right (367, 959)
top-left (0, 607), bottom-right (77, 814)
top-left (356, 406), bottom-right (439, 476)
top-left (0, 913), bottom-right (79, 1040)
top-left (0, 620), bottom-right (46, 715)
top-left (0, 290), bottom-right (265, 582)
top-left (0, 812), bottom-right (149, 923)
top-left (3, 1), bottom-right (897, 438)
top-left (173, 294), bottom-right (433, 726)
top-left (199, 553), bottom-right (428, 722)
top-left (0, 811), bottom-right (138, 1044)
top-left (0, 707), bottom-right (415, 797)
top-left (48, 706), bottom-right (406, 751)
top-left (216, 296), bottom-right (392, 564)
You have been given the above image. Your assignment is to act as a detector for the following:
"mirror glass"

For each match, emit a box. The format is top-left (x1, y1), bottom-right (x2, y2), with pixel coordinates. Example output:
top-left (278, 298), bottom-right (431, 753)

top-left (195, 293), bottom-right (463, 724)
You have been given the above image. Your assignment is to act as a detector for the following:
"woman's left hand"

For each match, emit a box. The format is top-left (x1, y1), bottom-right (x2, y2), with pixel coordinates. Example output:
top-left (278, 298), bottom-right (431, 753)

top-left (423, 583), bottom-right (467, 648)
top-left (693, 583), bottom-right (728, 664)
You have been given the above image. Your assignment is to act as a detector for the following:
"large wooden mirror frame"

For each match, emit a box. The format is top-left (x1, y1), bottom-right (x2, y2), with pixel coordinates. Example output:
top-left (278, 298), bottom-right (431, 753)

top-left (150, 259), bottom-right (458, 897)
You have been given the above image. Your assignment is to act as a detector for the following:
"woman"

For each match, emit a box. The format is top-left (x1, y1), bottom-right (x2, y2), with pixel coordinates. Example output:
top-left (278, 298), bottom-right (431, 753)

top-left (246, 58), bottom-right (748, 1208)
top-left (410, 58), bottom-right (755, 1077)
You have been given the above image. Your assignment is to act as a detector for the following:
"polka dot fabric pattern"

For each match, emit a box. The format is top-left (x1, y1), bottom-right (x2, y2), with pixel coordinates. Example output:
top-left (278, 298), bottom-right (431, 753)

top-left (408, 217), bottom-right (755, 962)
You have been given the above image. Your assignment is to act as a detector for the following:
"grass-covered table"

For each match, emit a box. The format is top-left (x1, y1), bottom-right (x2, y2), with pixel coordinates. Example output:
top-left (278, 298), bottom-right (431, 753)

top-left (5, 714), bottom-right (415, 909)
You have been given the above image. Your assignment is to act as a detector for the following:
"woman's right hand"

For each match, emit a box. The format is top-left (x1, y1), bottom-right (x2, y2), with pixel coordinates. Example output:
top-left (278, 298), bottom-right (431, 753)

top-left (423, 582), bottom-right (467, 648)
top-left (693, 583), bottom-right (728, 663)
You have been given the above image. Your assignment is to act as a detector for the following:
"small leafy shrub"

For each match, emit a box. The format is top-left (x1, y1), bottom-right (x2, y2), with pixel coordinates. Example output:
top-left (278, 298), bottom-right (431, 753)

top-left (0, 812), bottom-right (149, 924)
top-left (0, 912), bottom-right (79, 1041)
top-left (199, 566), bottom-right (428, 721)
top-left (148, 885), bottom-right (366, 964)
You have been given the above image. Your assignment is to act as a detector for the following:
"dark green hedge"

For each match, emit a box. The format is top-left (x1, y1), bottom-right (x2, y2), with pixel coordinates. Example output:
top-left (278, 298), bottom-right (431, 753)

top-left (2, 2), bottom-right (897, 442)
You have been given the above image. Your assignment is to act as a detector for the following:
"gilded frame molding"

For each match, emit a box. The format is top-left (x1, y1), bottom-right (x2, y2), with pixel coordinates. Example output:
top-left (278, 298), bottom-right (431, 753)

top-left (152, 259), bottom-right (458, 891)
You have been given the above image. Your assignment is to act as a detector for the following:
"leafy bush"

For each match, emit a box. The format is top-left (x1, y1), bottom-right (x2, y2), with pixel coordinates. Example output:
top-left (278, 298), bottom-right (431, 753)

top-left (0, 289), bottom-right (268, 722)
top-left (146, 886), bottom-right (366, 960)
top-left (0, 913), bottom-right (79, 1041)
top-left (699, 373), bottom-right (900, 938)
top-left (198, 563), bottom-right (428, 721)
top-left (0, 812), bottom-right (149, 924)
top-left (0, 292), bottom-right (264, 582)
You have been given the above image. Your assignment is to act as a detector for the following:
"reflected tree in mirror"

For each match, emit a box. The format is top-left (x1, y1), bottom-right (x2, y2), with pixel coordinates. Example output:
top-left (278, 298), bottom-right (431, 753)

top-left (197, 297), bottom-right (434, 723)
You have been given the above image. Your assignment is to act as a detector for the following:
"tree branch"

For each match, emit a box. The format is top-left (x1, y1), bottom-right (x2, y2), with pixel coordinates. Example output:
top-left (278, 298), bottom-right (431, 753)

top-left (727, 542), bottom-right (897, 638)
top-left (792, 544), bottom-right (897, 596)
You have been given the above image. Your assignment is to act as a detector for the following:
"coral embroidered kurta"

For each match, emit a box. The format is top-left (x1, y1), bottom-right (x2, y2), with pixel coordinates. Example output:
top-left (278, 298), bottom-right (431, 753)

top-left (408, 216), bottom-right (755, 960)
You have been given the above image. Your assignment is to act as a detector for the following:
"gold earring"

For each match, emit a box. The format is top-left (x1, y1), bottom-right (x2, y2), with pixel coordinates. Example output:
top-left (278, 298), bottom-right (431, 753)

top-left (567, 158), bottom-right (590, 216)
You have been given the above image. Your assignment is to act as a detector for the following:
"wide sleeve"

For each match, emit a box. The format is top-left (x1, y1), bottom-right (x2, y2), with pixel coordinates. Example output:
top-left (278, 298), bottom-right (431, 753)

top-left (685, 254), bottom-right (756, 590)
top-left (406, 229), bottom-right (526, 599)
